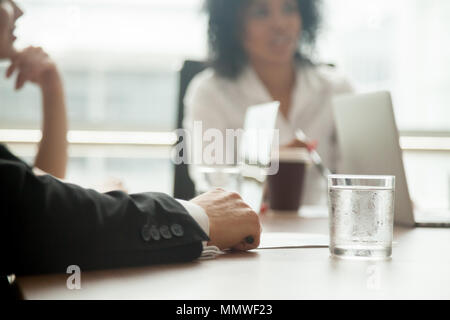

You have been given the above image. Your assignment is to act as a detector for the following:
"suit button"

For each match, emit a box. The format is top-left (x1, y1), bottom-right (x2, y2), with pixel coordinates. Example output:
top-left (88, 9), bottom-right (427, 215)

top-left (160, 225), bottom-right (172, 240)
top-left (141, 225), bottom-right (151, 242)
top-left (170, 224), bottom-right (184, 237)
top-left (150, 226), bottom-right (161, 241)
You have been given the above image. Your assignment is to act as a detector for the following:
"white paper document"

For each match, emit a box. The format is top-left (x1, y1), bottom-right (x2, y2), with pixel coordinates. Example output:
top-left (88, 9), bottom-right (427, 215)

top-left (256, 232), bottom-right (329, 250)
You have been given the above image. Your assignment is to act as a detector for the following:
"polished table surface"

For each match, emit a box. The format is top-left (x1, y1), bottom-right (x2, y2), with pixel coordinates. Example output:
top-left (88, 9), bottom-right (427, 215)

top-left (18, 209), bottom-right (450, 300)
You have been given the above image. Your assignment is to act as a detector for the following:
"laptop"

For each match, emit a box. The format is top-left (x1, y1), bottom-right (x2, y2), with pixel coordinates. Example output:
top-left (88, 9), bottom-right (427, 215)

top-left (332, 91), bottom-right (450, 228)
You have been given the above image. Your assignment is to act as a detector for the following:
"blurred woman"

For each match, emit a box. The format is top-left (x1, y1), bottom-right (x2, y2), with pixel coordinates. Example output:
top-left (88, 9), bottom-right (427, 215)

top-left (184, 0), bottom-right (353, 205)
top-left (0, 0), bottom-right (67, 178)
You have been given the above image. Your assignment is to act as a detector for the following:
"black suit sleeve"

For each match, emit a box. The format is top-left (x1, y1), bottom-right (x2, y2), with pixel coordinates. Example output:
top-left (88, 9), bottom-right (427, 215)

top-left (0, 144), bottom-right (31, 168)
top-left (1, 158), bottom-right (209, 276)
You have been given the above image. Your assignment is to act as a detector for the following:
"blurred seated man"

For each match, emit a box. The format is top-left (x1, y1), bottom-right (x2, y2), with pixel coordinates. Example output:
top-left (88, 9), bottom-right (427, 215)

top-left (0, 0), bottom-right (261, 299)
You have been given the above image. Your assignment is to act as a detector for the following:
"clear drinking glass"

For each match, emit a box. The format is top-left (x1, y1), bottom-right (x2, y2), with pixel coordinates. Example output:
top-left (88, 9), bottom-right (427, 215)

top-left (194, 166), bottom-right (243, 194)
top-left (328, 175), bottom-right (396, 260)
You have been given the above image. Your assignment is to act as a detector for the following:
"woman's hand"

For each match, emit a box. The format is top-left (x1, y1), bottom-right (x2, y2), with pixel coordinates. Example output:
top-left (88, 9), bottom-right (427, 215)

top-left (6, 46), bottom-right (59, 90)
top-left (283, 138), bottom-right (318, 151)
top-left (5, 46), bottom-right (68, 179)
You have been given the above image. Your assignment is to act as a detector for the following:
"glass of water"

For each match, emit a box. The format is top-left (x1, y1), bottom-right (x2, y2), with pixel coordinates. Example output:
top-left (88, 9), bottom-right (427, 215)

top-left (194, 166), bottom-right (243, 194)
top-left (328, 175), bottom-right (395, 260)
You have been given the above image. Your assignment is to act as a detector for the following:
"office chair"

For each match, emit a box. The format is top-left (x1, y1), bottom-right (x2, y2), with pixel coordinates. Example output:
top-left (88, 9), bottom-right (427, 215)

top-left (173, 60), bottom-right (208, 200)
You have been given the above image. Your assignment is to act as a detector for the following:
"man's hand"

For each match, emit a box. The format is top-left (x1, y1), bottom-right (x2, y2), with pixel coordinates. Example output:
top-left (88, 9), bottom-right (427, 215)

top-left (191, 189), bottom-right (262, 251)
top-left (6, 46), bottom-right (59, 90)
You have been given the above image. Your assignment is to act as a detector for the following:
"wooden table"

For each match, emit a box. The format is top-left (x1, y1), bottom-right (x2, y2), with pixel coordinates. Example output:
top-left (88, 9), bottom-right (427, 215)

top-left (18, 209), bottom-right (450, 300)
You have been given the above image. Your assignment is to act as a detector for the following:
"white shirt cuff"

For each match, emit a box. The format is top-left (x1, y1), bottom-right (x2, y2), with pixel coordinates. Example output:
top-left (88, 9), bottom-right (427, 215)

top-left (175, 199), bottom-right (224, 260)
top-left (175, 199), bottom-right (209, 236)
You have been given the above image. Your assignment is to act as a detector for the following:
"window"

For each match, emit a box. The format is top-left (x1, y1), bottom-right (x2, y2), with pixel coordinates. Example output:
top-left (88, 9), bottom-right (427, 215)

top-left (319, 0), bottom-right (450, 131)
top-left (0, 0), bottom-right (208, 194)
top-left (1, 0), bottom-right (449, 208)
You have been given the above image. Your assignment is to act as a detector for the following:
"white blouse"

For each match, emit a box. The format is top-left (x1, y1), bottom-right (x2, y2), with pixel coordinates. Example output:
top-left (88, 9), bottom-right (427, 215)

top-left (184, 62), bottom-right (353, 205)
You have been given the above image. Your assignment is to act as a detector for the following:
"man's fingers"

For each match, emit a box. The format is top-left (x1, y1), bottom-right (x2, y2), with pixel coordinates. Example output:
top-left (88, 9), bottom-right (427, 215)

top-left (245, 236), bottom-right (255, 244)
top-left (232, 235), bottom-right (260, 251)
top-left (235, 210), bottom-right (261, 251)
top-left (233, 227), bottom-right (261, 251)
top-left (232, 242), bottom-right (247, 251)
top-left (193, 188), bottom-right (263, 251)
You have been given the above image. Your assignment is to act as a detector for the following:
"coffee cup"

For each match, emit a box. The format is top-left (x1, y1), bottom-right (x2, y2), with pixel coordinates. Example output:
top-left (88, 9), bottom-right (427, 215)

top-left (267, 148), bottom-right (311, 212)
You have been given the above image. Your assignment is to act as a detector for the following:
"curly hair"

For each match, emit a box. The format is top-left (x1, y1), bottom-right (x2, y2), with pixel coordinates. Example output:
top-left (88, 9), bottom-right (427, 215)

top-left (205, 0), bottom-right (322, 78)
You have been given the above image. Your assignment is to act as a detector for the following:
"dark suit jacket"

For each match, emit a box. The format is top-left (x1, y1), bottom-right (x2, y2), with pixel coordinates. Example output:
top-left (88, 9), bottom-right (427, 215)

top-left (0, 144), bottom-right (208, 299)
